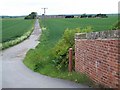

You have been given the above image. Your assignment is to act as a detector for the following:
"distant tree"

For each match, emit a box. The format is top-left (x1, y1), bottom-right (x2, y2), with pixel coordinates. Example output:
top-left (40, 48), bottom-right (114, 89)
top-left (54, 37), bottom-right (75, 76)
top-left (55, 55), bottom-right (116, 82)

top-left (65, 15), bottom-right (74, 18)
top-left (80, 14), bottom-right (87, 18)
top-left (24, 16), bottom-right (31, 19)
top-left (24, 12), bottom-right (37, 19)
top-left (95, 14), bottom-right (108, 18)
top-left (2, 16), bottom-right (5, 18)
top-left (30, 12), bottom-right (37, 19)
top-left (88, 15), bottom-right (93, 18)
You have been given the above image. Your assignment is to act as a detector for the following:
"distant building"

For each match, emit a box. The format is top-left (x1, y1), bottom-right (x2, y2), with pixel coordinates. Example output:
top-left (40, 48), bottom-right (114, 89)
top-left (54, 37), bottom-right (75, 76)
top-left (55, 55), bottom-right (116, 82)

top-left (40, 15), bottom-right (65, 18)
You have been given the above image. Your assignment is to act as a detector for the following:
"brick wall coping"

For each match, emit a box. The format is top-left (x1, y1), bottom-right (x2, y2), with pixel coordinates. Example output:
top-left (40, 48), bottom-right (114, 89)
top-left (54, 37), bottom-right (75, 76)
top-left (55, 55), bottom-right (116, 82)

top-left (75, 30), bottom-right (120, 39)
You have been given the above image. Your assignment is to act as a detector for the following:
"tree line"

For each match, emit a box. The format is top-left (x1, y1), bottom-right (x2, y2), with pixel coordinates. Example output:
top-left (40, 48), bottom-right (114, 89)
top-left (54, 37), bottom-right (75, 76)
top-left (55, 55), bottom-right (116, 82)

top-left (64, 14), bottom-right (108, 18)
top-left (80, 14), bottom-right (108, 18)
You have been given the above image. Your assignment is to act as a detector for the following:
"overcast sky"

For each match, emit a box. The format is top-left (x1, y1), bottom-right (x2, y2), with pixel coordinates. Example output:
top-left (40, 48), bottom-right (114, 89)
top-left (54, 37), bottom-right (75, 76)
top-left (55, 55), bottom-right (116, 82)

top-left (0, 0), bottom-right (120, 16)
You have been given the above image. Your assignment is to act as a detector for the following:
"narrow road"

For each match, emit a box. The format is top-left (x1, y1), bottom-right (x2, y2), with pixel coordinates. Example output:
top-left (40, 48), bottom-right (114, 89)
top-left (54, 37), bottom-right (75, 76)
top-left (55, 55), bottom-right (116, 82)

top-left (1, 19), bottom-right (89, 88)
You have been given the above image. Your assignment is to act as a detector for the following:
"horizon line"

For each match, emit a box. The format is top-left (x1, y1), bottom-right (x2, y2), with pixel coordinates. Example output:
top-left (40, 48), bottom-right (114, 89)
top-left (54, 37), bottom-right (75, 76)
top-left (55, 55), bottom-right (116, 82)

top-left (0, 13), bottom-right (118, 17)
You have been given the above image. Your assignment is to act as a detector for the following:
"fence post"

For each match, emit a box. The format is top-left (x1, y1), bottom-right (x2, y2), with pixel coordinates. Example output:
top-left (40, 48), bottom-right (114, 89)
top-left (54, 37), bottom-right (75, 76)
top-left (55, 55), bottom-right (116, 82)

top-left (69, 48), bottom-right (72, 72)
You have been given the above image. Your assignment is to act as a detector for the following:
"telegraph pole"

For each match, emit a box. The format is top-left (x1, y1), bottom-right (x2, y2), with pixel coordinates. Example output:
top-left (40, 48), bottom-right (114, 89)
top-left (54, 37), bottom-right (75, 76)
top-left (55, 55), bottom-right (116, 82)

top-left (41, 8), bottom-right (48, 25)
top-left (41, 8), bottom-right (48, 15)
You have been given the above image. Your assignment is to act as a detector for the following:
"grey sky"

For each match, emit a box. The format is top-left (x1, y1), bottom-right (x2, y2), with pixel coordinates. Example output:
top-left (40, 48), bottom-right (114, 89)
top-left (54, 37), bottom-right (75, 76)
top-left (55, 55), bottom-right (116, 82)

top-left (0, 0), bottom-right (119, 16)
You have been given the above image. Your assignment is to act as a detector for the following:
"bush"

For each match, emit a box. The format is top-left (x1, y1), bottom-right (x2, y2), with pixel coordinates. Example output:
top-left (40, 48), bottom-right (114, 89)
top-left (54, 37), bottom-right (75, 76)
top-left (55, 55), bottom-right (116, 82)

top-left (24, 16), bottom-right (31, 19)
top-left (51, 27), bottom-right (92, 71)
top-left (112, 21), bottom-right (120, 30)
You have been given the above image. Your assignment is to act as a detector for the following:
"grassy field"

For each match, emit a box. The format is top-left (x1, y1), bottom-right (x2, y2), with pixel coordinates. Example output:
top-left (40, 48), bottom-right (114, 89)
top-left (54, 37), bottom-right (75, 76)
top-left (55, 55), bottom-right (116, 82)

top-left (1, 18), bottom-right (35, 49)
top-left (24, 16), bottom-right (118, 87)
top-left (2, 18), bottom-right (35, 43)
top-left (41, 15), bottom-right (117, 43)
top-left (44, 16), bottom-right (117, 30)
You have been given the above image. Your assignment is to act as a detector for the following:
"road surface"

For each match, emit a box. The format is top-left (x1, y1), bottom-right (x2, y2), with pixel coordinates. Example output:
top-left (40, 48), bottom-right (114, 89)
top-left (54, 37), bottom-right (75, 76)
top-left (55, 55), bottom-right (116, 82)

top-left (1, 19), bottom-right (89, 88)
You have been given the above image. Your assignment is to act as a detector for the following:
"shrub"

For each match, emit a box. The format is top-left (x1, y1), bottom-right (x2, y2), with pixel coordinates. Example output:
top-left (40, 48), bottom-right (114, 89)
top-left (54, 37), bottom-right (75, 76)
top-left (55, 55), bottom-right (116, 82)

top-left (51, 27), bottom-right (92, 71)
top-left (112, 21), bottom-right (120, 30)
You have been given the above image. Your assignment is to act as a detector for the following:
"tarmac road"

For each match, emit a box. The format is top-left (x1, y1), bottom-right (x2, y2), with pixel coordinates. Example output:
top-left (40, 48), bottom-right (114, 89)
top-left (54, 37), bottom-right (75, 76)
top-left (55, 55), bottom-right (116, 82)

top-left (1, 19), bottom-right (90, 88)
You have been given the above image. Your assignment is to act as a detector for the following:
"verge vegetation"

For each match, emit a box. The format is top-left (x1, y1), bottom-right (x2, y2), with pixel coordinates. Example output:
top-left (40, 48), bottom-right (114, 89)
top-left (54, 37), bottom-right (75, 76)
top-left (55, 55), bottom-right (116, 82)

top-left (23, 16), bottom-right (118, 87)
top-left (112, 20), bottom-right (120, 30)
top-left (1, 18), bottom-right (35, 50)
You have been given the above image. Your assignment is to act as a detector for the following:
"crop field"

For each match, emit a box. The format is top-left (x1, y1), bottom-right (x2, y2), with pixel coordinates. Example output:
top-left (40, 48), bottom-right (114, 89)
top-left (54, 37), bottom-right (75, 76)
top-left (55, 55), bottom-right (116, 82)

top-left (24, 15), bottom-right (118, 85)
top-left (24, 16), bottom-right (118, 66)
top-left (2, 18), bottom-right (35, 43)
top-left (43, 15), bottom-right (117, 31)
top-left (40, 15), bottom-right (117, 45)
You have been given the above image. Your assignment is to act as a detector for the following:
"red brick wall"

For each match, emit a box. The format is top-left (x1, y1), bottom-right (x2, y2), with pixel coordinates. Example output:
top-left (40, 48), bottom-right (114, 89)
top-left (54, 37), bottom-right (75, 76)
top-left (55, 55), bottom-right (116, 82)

top-left (75, 30), bottom-right (120, 88)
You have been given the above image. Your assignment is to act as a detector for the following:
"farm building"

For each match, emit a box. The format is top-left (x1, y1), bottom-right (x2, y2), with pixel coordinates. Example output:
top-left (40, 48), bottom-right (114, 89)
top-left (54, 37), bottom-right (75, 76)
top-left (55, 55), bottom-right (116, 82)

top-left (40, 15), bottom-right (65, 18)
top-left (40, 15), bottom-right (76, 18)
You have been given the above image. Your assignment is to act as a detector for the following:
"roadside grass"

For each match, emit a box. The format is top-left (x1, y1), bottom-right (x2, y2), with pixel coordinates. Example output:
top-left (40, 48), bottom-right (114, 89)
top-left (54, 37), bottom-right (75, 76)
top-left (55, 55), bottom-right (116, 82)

top-left (24, 26), bottom-right (93, 86)
top-left (1, 30), bottom-right (33, 50)
top-left (38, 65), bottom-right (93, 86)
top-left (1, 18), bottom-right (35, 49)
top-left (23, 16), bottom-right (117, 87)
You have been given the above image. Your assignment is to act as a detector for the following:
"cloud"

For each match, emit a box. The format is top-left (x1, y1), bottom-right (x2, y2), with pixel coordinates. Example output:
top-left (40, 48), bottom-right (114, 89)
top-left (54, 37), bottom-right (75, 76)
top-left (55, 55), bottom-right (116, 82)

top-left (0, 0), bottom-right (119, 16)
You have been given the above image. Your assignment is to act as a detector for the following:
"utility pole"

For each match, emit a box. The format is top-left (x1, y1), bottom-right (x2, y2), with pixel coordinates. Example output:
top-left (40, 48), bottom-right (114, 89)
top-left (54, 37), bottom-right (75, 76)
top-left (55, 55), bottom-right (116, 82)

top-left (41, 8), bottom-right (48, 15)
top-left (41, 8), bottom-right (48, 25)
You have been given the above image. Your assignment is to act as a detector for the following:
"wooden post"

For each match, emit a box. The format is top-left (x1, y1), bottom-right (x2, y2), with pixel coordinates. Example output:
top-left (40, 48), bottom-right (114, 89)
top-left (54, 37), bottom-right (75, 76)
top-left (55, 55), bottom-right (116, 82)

top-left (69, 48), bottom-right (72, 72)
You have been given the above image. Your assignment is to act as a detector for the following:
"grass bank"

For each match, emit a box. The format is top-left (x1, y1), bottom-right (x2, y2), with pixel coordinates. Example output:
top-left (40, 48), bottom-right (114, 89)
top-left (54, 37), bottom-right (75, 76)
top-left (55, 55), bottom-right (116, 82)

top-left (23, 16), bottom-right (117, 87)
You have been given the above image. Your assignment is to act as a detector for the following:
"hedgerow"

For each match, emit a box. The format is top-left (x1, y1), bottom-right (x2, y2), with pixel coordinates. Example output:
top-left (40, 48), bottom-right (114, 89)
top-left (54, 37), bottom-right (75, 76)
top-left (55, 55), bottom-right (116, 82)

top-left (51, 27), bottom-right (92, 71)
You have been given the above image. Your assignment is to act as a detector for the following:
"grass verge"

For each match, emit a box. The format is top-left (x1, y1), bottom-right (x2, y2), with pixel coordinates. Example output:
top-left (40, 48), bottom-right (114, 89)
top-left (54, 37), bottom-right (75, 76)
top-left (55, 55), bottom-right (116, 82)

top-left (1, 28), bottom-right (34, 50)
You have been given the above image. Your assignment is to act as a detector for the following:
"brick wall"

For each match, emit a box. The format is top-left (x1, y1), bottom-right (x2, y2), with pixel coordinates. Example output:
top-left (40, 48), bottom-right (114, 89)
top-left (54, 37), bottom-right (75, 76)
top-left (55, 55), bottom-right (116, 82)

top-left (75, 30), bottom-right (120, 88)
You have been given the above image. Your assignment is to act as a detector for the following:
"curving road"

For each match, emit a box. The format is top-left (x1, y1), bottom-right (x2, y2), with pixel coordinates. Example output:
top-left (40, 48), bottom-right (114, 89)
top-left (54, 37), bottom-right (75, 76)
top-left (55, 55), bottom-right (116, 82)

top-left (1, 19), bottom-right (89, 88)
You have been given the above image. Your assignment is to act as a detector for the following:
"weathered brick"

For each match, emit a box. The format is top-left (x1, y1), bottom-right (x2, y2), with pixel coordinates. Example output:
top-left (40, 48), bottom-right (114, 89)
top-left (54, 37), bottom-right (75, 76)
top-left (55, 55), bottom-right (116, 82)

top-left (75, 30), bottom-right (120, 88)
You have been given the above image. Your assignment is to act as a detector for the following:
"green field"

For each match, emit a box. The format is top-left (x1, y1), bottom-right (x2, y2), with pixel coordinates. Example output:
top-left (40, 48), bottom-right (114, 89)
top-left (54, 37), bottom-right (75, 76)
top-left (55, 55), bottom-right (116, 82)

top-left (24, 16), bottom-right (118, 86)
top-left (40, 16), bottom-right (117, 46)
top-left (43, 16), bottom-right (117, 31)
top-left (2, 18), bottom-right (35, 43)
